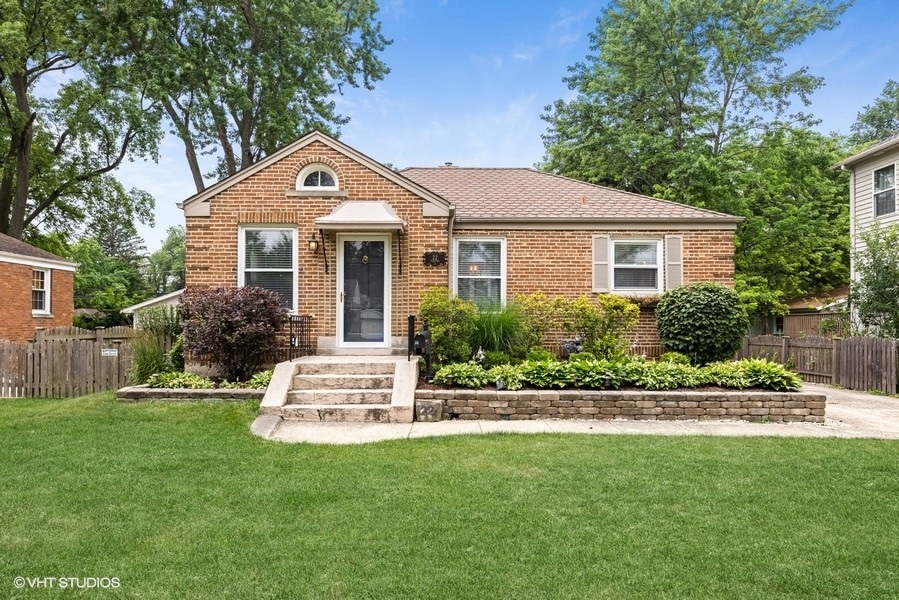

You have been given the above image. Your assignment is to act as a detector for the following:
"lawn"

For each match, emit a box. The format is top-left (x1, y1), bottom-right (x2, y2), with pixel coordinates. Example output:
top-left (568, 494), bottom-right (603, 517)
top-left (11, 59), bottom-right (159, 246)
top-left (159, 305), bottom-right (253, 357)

top-left (1, 394), bottom-right (897, 599)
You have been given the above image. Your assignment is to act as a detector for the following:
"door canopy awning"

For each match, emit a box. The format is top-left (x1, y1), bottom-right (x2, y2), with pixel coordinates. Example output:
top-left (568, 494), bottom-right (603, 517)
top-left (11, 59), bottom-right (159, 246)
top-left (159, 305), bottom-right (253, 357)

top-left (315, 201), bottom-right (406, 231)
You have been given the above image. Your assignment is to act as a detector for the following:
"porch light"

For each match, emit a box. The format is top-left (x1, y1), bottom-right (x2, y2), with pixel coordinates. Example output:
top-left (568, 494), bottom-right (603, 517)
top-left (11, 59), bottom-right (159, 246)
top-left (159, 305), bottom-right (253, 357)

top-left (308, 233), bottom-right (319, 252)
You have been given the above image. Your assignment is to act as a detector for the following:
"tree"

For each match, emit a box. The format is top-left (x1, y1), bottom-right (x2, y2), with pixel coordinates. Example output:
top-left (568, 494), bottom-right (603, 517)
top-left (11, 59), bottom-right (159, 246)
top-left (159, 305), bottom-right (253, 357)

top-left (729, 128), bottom-right (850, 300)
top-left (97, 0), bottom-right (390, 191)
top-left (850, 79), bottom-right (899, 146)
top-left (144, 226), bottom-right (186, 296)
top-left (542, 0), bottom-right (847, 198)
top-left (69, 238), bottom-right (150, 327)
top-left (0, 0), bottom-right (161, 239)
top-left (541, 0), bottom-right (851, 308)
top-left (851, 221), bottom-right (899, 338)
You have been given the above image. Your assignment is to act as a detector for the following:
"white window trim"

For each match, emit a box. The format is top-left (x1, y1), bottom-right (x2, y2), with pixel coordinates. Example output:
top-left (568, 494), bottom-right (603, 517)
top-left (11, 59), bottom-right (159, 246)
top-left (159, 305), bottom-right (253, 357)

top-left (296, 164), bottom-right (339, 191)
top-left (873, 162), bottom-right (896, 217)
top-left (453, 237), bottom-right (507, 305)
top-left (237, 226), bottom-right (298, 313)
top-left (610, 238), bottom-right (663, 295)
top-left (31, 268), bottom-right (51, 315)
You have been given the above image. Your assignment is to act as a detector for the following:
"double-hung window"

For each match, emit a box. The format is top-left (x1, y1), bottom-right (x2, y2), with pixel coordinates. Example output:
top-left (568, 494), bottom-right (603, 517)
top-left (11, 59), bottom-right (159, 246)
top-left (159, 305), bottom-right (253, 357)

top-left (32, 269), bottom-right (49, 313)
top-left (613, 240), bottom-right (661, 292)
top-left (454, 238), bottom-right (505, 306)
top-left (594, 236), bottom-right (678, 294)
top-left (239, 227), bottom-right (297, 311)
top-left (874, 165), bottom-right (896, 217)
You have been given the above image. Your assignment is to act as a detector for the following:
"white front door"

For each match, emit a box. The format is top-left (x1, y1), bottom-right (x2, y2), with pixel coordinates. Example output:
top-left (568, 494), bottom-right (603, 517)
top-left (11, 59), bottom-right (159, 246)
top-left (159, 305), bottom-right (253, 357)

top-left (336, 234), bottom-right (391, 348)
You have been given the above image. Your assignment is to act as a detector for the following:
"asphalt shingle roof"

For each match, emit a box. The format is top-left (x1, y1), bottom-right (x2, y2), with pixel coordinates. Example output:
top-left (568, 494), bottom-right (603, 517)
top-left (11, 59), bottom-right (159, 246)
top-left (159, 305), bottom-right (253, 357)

top-left (400, 167), bottom-right (740, 222)
top-left (0, 232), bottom-right (71, 263)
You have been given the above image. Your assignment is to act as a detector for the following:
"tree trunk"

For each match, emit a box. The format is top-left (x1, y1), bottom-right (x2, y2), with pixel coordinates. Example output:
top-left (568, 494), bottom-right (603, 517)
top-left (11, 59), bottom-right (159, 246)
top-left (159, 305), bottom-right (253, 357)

top-left (163, 99), bottom-right (205, 193)
top-left (8, 72), bottom-right (33, 239)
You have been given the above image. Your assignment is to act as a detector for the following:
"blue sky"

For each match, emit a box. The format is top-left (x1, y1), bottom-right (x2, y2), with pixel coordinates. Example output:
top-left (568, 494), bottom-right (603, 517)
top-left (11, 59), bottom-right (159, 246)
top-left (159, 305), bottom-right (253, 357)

top-left (119, 0), bottom-right (899, 250)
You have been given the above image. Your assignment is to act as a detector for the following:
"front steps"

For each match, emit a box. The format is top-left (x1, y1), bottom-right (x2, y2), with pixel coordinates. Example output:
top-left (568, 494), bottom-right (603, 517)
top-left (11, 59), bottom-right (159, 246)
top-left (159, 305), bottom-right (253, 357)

top-left (260, 356), bottom-right (417, 423)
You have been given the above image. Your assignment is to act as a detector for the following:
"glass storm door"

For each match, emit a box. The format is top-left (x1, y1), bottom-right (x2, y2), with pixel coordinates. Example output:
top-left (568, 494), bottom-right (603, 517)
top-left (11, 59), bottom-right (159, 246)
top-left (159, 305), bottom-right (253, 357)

top-left (338, 235), bottom-right (390, 347)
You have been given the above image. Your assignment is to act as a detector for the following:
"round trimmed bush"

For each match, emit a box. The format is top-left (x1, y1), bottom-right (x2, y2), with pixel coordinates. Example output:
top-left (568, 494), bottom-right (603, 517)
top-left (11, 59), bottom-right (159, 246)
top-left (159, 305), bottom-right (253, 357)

top-left (655, 282), bottom-right (749, 365)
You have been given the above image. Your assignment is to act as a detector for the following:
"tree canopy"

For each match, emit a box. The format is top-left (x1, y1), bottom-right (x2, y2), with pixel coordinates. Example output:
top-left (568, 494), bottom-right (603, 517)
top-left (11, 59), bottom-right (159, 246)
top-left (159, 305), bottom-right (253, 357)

top-left (541, 0), bottom-right (852, 310)
top-left (0, 0), bottom-right (161, 239)
top-left (99, 0), bottom-right (391, 191)
top-left (850, 79), bottom-right (899, 147)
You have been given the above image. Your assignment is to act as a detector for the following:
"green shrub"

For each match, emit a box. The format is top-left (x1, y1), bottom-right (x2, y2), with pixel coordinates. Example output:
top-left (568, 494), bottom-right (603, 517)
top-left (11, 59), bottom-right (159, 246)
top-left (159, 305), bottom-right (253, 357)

top-left (512, 291), bottom-right (567, 350)
top-left (526, 349), bottom-right (557, 362)
top-left (418, 287), bottom-right (479, 365)
top-left (182, 287), bottom-right (288, 381)
top-left (701, 361), bottom-right (750, 389)
top-left (521, 359), bottom-right (574, 388)
top-left (138, 305), bottom-right (183, 337)
top-left (482, 350), bottom-right (516, 369)
top-left (487, 364), bottom-right (526, 391)
top-left (245, 370), bottom-right (274, 389)
top-left (130, 330), bottom-right (171, 384)
top-left (736, 358), bottom-right (803, 391)
top-left (659, 351), bottom-right (690, 365)
top-left (567, 351), bottom-right (597, 363)
top-left (634, 362), bottom-right (704, 390)
top-left (167, 334), bottom-right (185, 372)
top-left (558, 294), bottom-right (639, 359)
top-left (656, 282), bottom-right (749, 365)
top-left (471, 303), bottom-right (527, 357)
top-left (569, 358), bottom-right (624, 389)
top-left (433, 361), bottom-right (490, 388)
top-left (147, 372), bottom-right (215, 389)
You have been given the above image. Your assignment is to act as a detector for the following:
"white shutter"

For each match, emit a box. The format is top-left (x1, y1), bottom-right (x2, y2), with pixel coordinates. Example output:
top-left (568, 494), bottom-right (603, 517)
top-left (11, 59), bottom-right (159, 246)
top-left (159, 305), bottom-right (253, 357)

top-left (592, 235), bottom-right (610, 292)
top-left (665, 235), bottom-right (683, 291)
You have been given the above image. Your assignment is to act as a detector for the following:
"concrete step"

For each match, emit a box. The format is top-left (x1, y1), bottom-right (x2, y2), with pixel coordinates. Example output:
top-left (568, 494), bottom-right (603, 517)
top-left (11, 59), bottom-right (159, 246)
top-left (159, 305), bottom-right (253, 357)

top-left (278, 403), bottom-right (414, 423)
top-left (298, 362), bottom-right (397, 376)
top-left (292, 374), bottom-right (394, 390)
top-left (287, 389), bottom-right (393, 405)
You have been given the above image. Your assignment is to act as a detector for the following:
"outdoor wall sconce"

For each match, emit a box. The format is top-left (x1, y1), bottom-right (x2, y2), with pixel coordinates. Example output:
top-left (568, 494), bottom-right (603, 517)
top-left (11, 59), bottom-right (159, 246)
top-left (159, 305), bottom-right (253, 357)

top-left (308, 233), bottom-right (319, 253)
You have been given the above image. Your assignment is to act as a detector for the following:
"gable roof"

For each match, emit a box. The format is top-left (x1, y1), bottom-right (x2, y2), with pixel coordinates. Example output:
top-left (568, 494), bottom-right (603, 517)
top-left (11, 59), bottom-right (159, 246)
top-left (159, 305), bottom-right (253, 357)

top-left (0, 232), bottom-right (77, 270)
top-left (400, 167), bottom-right (742, 227)
top-left (180, 130), bottom-right (451, 214)
top-left (836, 133), bottom-right (899, 169)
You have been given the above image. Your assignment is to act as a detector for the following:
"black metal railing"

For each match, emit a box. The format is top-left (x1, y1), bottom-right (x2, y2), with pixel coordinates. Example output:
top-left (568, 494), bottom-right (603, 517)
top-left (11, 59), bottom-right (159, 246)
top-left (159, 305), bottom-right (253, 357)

top-left (288, 314), bottom-right (314, 360)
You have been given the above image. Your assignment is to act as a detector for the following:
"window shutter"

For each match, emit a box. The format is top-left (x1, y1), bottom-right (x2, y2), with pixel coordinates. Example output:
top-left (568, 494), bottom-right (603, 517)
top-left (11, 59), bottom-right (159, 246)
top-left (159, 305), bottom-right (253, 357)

top-left (592, 235), bottom-right (610, 292)
top-left (665, 235), bottom-right (683, 291)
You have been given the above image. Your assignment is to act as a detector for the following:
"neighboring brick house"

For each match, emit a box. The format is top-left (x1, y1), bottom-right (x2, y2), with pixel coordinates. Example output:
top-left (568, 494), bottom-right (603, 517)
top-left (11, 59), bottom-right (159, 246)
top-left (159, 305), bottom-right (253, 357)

top-left (180, 131), bottom-right (740, 354)
top-left (836, 134), bottom-right (899, 280)
top-left (0, 233), bottom-right (77, 342)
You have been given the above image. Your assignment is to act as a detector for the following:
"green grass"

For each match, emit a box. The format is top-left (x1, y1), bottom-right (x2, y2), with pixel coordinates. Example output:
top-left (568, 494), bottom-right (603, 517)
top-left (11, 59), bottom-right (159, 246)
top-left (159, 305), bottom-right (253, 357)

top-left (1, 395), bottom-right (898, 599)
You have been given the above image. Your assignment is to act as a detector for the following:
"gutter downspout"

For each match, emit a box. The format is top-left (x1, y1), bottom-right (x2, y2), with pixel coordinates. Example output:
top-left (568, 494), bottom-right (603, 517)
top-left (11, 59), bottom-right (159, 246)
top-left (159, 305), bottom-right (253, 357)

top-left (840, 164), bottom-right (857, 329)
top-left (447, 205), bottom-right (456, 288)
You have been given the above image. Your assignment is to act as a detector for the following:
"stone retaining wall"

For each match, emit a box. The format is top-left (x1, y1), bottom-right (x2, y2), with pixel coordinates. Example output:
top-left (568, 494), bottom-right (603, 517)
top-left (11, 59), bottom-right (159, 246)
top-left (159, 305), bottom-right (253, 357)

top-left (414, 389), bottom-right (825, 423)
top-left (116, 385), bottom-right (264, 402)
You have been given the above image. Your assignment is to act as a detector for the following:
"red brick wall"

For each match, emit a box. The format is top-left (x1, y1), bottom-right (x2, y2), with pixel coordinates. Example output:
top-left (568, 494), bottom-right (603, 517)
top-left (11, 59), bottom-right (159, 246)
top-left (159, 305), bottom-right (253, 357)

top-left (185, 141), bottom-right (736, 348)
top-left (186, 141), bottom-right (450, 343)
top-left (0, 262), bottom-right (74, 343)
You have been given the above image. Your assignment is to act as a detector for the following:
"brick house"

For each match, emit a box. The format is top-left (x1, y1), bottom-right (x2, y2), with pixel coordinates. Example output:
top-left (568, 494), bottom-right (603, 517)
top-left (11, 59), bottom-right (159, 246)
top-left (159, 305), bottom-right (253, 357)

top-left (180, 131), bottom-right (740, 354)
top-left (0, 233), bottom-right (77, 342)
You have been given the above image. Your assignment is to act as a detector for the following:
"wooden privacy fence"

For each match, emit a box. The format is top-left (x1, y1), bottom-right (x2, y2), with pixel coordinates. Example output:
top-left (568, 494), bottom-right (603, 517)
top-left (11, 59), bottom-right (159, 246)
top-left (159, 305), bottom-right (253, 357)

top-left (739, 335), bottom-right (898, 394)
top-left (0, 326), bottom-right (136, 398)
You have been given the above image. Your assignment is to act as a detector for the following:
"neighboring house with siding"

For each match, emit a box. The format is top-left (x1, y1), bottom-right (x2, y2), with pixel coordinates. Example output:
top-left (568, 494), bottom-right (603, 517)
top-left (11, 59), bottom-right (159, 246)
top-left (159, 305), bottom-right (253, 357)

top-left (0, 233), bottom-right (77, 343)
top-left (836, 134), bottom-right (899, 278)
top-left (180, 131), bottom-right (741, 354)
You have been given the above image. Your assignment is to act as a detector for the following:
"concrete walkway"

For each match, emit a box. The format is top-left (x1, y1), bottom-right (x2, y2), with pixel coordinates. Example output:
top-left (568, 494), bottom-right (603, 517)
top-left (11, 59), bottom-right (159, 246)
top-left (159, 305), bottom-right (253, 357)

top-left (250, 383), bottom-right (899, 445)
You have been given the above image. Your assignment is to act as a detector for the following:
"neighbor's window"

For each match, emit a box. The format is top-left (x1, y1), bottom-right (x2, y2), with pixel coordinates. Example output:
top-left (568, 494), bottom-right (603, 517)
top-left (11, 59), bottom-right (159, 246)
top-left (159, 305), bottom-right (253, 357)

top-left (239, 227), bottom-right (297, 311)
top-left (454, 238), bottom-right (505, 306)
top-left (32, 269), bottom-right (49, 313)
top-left (297, 165), bottom-right (338, 190)
top-left (874, 164), bottom-right (896, 216)
top-left (612, 240), bottom-right (661, 292)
